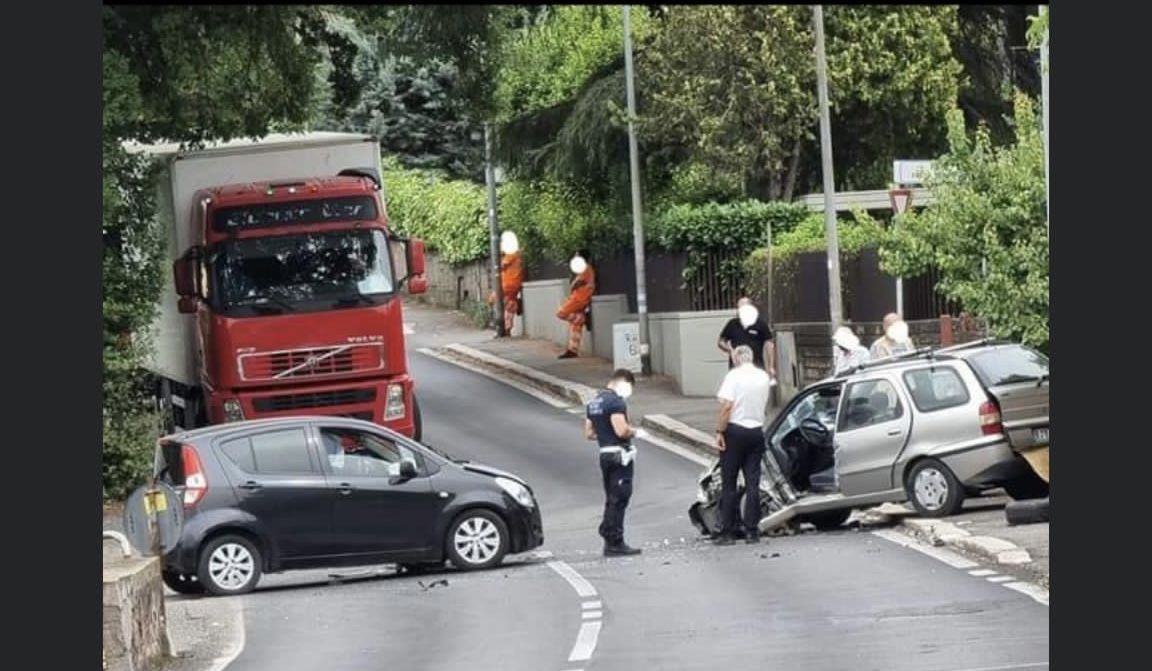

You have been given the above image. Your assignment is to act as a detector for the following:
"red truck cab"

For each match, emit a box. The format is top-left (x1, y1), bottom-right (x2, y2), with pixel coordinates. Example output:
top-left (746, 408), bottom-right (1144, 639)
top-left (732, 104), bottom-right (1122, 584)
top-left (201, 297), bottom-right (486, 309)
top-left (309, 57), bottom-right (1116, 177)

top-left (171, 170), bottom-right (428, 439)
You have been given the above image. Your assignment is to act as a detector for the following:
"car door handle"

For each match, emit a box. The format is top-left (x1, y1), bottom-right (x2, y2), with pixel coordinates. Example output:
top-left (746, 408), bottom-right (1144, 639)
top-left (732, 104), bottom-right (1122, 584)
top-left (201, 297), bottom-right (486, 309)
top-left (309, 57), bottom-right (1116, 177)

top-left (338, 482), bottom-right (354, 495)
top-left (239, 481), bottom-right (262, 491)
top-left (887, 429), bottom-right (903, 436)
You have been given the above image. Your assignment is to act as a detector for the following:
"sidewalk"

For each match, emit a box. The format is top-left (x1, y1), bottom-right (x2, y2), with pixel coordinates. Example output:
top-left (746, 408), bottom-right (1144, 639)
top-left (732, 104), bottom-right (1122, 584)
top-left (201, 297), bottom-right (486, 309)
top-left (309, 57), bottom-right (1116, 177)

top-left (408, 300), bottom-right (1050, 587)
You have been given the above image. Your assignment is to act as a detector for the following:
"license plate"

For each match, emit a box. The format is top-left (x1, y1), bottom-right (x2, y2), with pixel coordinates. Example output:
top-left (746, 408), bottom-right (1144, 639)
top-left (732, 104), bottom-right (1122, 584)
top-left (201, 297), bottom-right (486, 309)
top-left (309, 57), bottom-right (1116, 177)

top-left (1032, 428), bottom-right (1049, 444)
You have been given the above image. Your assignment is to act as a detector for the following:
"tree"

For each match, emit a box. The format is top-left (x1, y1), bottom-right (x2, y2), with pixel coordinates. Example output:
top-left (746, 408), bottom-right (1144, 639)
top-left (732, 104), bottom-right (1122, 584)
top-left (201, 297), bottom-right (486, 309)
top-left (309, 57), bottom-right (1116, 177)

top-left (638, 5), bottom-right (961, 199)
top-left (880, 94), bottom-right (1048, 348)
top-left (102, 6), bottom-right (363, 496)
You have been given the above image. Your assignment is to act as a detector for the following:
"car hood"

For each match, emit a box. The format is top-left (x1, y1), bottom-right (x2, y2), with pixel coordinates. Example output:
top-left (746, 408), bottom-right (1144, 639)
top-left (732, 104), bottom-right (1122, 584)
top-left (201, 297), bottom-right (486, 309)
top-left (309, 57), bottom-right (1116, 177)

top-left (460, 462), bottom-right (528, 486)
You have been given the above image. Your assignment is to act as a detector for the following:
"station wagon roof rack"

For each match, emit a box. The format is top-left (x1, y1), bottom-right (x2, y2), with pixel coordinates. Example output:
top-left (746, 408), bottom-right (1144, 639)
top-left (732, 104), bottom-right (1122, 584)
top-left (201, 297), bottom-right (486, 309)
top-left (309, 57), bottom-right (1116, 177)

top-left (831, 346), bottom-right (938, 379)
top-left (934, 337), bottom-right (1007, 354)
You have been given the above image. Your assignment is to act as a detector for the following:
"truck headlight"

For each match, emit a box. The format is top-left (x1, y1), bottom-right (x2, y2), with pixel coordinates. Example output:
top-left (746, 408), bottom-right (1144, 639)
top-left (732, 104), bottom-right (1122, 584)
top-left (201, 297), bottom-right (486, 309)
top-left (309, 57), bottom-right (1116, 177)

top-left (223, 399), bottom-right (245, 422)
top-left (495, 477), bottom-right (535, 508)
top-left (384, 384), bottom-right (406, 421)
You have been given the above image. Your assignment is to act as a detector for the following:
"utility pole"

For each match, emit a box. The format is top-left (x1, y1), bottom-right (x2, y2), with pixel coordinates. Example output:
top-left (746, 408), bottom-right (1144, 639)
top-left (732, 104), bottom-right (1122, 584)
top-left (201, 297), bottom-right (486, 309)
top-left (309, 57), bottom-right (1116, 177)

top-left (623, 5), bottom-right (652, 374)
top-left (484, 123), bottom-right (505, 336)
top-left (813, 5), bottom-right (844, 330)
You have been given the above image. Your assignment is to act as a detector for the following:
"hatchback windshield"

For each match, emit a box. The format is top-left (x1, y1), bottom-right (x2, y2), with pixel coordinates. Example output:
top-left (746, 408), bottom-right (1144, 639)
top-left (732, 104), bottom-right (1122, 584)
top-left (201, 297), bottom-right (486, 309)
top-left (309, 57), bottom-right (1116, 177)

top-left (209, 229), bottom-right (394, 315)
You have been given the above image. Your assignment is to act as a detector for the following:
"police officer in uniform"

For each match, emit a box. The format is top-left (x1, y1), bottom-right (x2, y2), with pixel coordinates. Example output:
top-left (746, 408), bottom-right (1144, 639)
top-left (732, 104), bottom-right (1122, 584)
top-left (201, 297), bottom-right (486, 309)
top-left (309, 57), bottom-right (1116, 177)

top-left (584, 369), bottom-right (643, 557)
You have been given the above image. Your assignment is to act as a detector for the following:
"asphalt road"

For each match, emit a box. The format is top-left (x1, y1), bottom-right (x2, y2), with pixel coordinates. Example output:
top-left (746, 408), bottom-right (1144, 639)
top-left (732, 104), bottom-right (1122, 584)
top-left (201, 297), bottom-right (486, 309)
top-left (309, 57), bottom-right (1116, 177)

top-left (221, 347), bottom-right (1049, 671)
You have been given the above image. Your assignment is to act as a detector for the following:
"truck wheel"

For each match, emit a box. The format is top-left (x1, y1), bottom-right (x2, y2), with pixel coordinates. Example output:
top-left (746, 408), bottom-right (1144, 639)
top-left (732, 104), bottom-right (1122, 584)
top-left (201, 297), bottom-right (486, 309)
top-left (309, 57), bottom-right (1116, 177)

top-left (905, 458), bottom-right (965, 517)
top-left (1003, 471), bottom-right (1049, 501)
top-left (412, 396), bottom-right (423, 442)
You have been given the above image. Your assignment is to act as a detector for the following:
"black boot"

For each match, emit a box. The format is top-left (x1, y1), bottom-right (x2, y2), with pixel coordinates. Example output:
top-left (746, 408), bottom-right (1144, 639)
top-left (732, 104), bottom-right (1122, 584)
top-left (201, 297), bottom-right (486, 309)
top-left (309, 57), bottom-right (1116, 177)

top-left (604, 542), bottom-right (642, 557)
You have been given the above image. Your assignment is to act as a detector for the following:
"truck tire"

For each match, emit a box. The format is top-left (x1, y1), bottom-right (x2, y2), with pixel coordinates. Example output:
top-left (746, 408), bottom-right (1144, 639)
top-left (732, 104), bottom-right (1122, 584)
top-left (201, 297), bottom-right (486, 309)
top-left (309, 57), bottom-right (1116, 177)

top-left (1005, 498), bottom-right (1049, 526)
top-left (412, 395), bottom-right (423, 442)
top-left (905, 458), bottom-right (965, 518)
top-left (1003, 471), bottom-right (1049, 501)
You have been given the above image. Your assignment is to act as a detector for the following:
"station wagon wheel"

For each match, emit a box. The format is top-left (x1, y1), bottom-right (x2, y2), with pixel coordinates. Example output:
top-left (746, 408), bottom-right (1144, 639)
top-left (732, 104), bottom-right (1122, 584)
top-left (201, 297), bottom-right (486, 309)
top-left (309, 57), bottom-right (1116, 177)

top-left (906, 458), bottom-right (965, 518)
top-left (197, 534), bottom-right (263, 596)
top-left (446, 510), bottom-right (509, 571)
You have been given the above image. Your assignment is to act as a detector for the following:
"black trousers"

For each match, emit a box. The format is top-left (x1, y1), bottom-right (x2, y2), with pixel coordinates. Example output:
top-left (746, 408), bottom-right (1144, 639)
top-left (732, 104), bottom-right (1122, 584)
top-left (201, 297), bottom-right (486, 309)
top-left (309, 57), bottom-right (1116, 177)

top-left (598, 452), bottom-right (635, 545)
top-left (720, 425), bottom-right (765, 536)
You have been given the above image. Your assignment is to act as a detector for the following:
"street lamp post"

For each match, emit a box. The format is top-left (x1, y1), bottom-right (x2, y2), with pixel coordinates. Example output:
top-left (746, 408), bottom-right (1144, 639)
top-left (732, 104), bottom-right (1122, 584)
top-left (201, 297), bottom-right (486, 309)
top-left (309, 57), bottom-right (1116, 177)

top-left (483, 124), bottom-right (505, 336)
top-left (813, 5), bottom-right (844, 331)
top-left (623, 5), bottom-right (652, 375)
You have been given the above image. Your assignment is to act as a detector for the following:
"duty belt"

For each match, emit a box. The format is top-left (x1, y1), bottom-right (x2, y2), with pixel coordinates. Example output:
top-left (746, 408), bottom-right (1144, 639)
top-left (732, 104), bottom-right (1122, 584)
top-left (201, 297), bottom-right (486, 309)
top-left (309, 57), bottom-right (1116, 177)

top-left (599, 445), bottom-right (636, 466)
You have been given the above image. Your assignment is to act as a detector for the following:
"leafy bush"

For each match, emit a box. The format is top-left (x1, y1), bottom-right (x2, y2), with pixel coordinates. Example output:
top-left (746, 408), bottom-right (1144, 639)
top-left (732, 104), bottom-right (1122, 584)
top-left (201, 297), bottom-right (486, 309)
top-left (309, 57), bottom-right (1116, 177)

top-left (651, 200), bottom-right (811, 254)
top-left (499, 178), bottom-right (619, 264)
top-left (879, 94), bottom-right (1048, 347)
top-left (382, 158), bottom-right (489, 264)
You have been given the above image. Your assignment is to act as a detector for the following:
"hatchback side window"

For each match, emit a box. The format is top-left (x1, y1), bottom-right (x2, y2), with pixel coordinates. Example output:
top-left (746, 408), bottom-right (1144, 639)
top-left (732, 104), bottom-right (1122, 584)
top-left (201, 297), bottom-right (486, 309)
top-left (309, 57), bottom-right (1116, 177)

top-left (837, 379), bottom-right (904, 432)
top-left (320, 427), bottom-right (422, 478)
top-left (903, 367), bottom-right (970, 412)
top-left (220, 429), bottom-right (314, 475)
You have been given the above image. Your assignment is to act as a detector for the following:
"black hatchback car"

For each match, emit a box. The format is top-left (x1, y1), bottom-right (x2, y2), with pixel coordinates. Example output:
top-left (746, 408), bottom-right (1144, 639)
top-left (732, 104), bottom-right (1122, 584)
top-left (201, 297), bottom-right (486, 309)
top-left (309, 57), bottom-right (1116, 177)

top-left (153, 416), bottom-right (543, 596)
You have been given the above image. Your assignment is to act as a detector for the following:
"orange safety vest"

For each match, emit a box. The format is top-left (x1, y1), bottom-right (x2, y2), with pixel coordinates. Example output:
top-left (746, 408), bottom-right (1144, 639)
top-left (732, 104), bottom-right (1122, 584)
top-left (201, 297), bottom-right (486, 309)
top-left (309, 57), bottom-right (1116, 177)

top-left (501, 251), bottom-right (524, 297)
top-left (559, 265), bottom-right (596, 316)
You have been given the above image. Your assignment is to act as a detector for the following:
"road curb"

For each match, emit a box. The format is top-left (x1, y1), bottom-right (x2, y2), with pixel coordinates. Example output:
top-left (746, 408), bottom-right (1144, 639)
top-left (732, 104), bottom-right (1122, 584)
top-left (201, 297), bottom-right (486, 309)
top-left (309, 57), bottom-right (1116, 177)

top-left (640, 414), bottom-right (719, 459)
top-left (441, 344), bottom-right (597, 406)
top-left (900, 518), bottom-right (1034, 567)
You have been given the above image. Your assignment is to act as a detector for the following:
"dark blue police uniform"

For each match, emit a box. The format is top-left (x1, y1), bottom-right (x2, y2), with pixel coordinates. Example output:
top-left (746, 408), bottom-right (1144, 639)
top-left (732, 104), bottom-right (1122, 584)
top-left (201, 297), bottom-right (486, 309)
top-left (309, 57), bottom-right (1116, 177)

top-left (586, 388), bottom-right (635, 547)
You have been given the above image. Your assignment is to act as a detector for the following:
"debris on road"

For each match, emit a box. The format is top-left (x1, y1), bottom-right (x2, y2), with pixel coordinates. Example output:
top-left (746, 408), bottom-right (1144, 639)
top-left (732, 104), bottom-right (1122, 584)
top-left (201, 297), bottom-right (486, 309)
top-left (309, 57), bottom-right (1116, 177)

top-left (1005, 498), bottom-right (1050, 526)
top-left (418, 579), bottom-right (450, 591)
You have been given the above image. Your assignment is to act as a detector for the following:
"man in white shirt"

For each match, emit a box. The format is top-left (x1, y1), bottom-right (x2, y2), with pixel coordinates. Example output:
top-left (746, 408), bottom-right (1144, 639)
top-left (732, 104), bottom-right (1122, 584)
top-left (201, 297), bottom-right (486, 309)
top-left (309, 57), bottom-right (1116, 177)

top-left (714, 345), bottom-right (774, 545)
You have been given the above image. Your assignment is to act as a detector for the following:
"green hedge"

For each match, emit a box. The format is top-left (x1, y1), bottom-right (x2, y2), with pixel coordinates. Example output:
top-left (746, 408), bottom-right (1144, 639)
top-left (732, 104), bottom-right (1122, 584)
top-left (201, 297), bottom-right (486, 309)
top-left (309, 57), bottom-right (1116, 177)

top-left (382, 157), bottom-right (490, 264)
top-left (651, 200), bottom-right (811, 254)
top-left (498, 178), bottom-right (619, 265)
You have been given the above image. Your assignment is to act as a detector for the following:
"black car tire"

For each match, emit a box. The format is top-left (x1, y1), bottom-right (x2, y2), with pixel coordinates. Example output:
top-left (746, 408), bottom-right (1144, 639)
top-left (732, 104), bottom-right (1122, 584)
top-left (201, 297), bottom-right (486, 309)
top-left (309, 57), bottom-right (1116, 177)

top-left (1003, 471), bottom-right (1050, 501)
top-left (162, 571), bottom-right (205, 595)
top-left (905, 458), bottom-right (966, 517)
top-left (1005, 498), bottom-right (1050, 526)
top-left (197, 534), bottom-right (263, 596)
top-left (413, 396), bottom-right (423, 443)
top-left (801, 508), bottom-right (853, 531)
top-left (445, 509), bottom-right (509, 571)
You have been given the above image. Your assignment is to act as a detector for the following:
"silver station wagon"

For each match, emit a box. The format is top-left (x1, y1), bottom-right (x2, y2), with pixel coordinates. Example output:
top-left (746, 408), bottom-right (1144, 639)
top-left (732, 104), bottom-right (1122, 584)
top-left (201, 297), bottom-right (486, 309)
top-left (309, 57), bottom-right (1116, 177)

top-left (689, 340), bottom-right (1050, 534)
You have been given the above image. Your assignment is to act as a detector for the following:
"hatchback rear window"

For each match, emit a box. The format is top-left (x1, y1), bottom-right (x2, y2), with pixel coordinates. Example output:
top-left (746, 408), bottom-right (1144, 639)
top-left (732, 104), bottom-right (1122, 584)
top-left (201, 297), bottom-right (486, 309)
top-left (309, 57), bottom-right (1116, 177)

top-left (903, 367), bottom-right (970, 412)
top-left (965, 346), bottom-right (1049, 387)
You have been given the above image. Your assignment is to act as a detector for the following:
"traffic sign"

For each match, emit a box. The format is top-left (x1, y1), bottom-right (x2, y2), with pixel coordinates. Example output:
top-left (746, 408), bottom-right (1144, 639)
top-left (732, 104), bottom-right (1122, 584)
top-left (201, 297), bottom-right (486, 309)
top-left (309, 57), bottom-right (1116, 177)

top-left (893, 160), bottom-right (933, 185)
top-left (889, 188), bottom-right (913, 215)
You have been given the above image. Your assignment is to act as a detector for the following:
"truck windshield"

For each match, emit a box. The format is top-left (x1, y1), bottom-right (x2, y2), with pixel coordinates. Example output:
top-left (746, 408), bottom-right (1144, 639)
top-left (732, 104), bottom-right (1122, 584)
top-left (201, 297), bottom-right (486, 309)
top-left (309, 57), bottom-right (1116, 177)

top-left (209, 229), bottom-right (394, 315)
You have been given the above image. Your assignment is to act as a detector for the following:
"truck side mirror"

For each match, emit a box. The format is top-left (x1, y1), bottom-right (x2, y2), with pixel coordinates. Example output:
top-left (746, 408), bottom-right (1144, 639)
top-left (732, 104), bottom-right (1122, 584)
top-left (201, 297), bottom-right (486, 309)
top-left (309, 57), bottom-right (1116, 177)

top-left (173, 248), bottom-right (203, 298)
top-left (407, 238), bottom-right (426, 277)
top-left (407, 276), bottom-right (428, 295)
top-left (177, 296), bottom-right (199, 314)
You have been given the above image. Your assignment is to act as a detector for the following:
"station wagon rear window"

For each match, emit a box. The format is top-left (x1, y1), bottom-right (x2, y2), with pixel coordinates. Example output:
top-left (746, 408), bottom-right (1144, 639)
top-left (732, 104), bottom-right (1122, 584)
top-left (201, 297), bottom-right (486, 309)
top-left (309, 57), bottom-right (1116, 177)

top-left (903, 368), bottom-right (970, 412)
top-left (212, 195), bottom-right (378, 232)
top-left (965, 346), bottom-right (1049, 387)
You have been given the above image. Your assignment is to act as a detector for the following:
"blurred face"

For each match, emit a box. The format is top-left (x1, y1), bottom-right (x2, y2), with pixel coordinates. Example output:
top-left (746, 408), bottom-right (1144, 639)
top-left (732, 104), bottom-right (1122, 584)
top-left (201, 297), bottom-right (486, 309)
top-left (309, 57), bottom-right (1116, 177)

top-left (500, 231), bottom-right (520, 255)
top-left (738, 304), bottom-right (759, 327)
top-left (611, 379), bottom-right (633, 399)
top-left (570, 255), bottom-right (588, 274)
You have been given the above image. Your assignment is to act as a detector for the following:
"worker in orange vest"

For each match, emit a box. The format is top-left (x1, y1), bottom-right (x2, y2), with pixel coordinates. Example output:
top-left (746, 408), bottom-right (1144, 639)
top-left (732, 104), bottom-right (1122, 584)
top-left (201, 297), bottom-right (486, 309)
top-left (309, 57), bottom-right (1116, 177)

top-left (556, 252), bottom-right (595, 359)
top-left (497, 231), bottom-right (524, 336)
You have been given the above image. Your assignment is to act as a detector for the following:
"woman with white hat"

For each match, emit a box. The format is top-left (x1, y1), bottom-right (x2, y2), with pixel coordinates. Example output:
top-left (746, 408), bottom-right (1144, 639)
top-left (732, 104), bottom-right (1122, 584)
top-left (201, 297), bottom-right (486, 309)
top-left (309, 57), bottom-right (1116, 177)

top-left (832, 326), bottom-right (871, 375)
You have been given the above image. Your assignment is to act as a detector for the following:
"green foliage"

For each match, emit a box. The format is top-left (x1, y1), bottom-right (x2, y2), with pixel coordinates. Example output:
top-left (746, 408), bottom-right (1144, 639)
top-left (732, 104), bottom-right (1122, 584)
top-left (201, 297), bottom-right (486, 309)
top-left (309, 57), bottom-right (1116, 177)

top-left (651, 201), bottom-right (812, 254)
top-left (879, 94), bottom-right (1048, 347)
top-left (638, 5), bottom-right (961, 198)
top-left (1027, 7), bottom-right (1049, 50)
top-left (769, 210), bottom-right (886, 261)
top-left (494, 5), bottom-right (651, 121)
top-left (498, 179), bottom-right (619, 265)
top-left (382, 158), bottom-right (490, 264)
top-left (102, 6), bottom-right (360, 497)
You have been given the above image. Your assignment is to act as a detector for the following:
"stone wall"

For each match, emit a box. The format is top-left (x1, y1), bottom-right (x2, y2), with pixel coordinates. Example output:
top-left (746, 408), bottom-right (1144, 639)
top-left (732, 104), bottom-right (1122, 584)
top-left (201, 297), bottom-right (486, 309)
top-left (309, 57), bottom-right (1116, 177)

top-left (103, 556), bottom-right (167, 671)
top-left (417, 253), bottom-right (491, 312)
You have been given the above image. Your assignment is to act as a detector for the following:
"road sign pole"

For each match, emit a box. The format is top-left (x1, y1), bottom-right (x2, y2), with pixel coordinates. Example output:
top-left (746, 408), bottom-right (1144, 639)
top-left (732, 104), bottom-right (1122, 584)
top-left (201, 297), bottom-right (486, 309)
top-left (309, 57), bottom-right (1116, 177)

top-left (813, 5), bottom-right (844, 331)
top-left (623, 5), bottom-right (652, 375)
top-left (889, 187), bottom-right (913, 317)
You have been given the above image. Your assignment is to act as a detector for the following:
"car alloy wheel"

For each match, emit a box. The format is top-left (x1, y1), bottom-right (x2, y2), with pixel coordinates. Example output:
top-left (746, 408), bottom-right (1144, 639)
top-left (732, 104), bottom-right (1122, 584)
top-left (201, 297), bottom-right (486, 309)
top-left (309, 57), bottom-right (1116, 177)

top-left (197, 534), bottom-right (263, 596)
top-left (446, 510), bottom-right (509, 570)
top-left (915, 468), bottom-right (950, 511)
top-left (905, 457), bottom-right (965, 518)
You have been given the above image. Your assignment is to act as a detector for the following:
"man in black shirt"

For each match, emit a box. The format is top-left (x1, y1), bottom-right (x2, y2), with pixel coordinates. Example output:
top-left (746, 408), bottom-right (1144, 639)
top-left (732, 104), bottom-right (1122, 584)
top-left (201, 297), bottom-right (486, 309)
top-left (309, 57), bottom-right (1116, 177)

top-left (584, 369), bottom-right (643, 557)
top-left (718, 297), bottom-right (776, 377)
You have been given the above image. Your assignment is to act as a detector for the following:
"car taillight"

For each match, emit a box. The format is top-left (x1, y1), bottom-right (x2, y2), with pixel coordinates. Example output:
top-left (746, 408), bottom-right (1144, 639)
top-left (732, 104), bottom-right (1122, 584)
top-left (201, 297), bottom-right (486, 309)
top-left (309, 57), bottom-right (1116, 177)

top-left (979, 400), bottom-right (1003, 436)
top-left (182, 444), bottom-right (208, 508)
